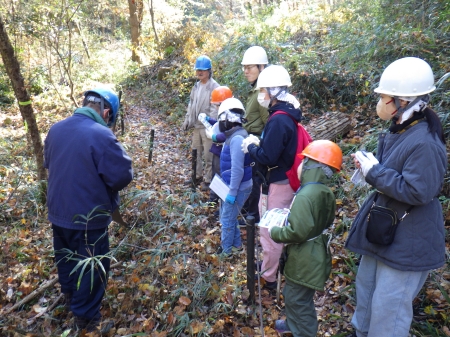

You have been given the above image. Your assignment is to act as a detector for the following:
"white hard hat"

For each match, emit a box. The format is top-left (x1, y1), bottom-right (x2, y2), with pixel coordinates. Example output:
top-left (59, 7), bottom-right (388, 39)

top-left (218, 98), bottom-right (245, 122)
top-left (241, 46), bottom-right (269, 65)
top-left (218, 98), bottom-right (245, 115)
top-left (256, 65), bottom-right (292, 88)
top-left (374, 57), bottom-right (436, 97)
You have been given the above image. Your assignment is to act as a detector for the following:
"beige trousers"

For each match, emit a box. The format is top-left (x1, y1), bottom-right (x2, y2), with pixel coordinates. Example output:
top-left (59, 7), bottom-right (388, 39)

top-left (191, 128), bottom-right (213, 183)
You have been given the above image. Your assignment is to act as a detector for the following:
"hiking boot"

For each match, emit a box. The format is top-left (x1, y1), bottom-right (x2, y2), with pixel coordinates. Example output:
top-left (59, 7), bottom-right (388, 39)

top-left (275, 320), bottom-right (291, 334)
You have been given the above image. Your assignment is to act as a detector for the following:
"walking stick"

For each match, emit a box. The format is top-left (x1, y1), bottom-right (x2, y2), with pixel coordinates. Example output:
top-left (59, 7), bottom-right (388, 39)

top-left (191, 148), bottom-right (197, 191)
top-left (246, 216), bottom-right (255, 305)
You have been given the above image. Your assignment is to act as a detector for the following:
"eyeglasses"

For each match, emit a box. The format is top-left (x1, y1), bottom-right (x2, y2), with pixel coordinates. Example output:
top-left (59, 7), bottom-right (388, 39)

top-left (242, 65), bottom-right (258, 72)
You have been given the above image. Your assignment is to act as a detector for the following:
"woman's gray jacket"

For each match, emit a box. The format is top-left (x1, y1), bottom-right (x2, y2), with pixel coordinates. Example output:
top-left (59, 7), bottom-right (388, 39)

top-left (345, 120), bottom-right (447, 271)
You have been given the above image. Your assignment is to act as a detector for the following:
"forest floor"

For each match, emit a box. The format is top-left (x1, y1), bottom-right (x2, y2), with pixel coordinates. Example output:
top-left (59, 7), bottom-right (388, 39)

top-left (0, 88), bottom-right (448, 337)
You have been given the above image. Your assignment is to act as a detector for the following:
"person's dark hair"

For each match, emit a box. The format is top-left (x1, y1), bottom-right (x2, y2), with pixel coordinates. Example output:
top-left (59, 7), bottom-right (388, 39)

top-left (83, 92), bottom-right (112, 115)
top-left (424, 108), bottom-right (446, 144)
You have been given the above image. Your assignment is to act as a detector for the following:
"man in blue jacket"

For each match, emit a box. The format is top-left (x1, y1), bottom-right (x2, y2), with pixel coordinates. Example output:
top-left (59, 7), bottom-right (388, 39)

top-left (44, 88), bottom-right (133, 333)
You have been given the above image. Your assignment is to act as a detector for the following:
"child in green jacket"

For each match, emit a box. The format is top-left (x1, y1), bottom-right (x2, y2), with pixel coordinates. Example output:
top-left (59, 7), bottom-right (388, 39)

top-left (268, 140), bottom-right (343, 337)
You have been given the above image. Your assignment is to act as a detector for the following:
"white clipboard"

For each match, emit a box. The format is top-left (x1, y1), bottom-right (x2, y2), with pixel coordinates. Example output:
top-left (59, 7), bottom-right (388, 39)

top-left (209, 174), bottom-right (230, 201)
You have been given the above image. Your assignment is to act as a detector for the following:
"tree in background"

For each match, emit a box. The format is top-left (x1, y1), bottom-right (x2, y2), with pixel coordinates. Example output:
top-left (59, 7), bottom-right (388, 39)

top-left (128, 0), bottom-right (144, 63)
top-left (0, 14), bottom-right (47, 186)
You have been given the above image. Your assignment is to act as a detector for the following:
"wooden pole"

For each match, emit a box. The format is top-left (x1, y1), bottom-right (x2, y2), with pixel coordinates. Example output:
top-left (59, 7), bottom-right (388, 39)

top-left (148, 129), bottom-right (155, 164)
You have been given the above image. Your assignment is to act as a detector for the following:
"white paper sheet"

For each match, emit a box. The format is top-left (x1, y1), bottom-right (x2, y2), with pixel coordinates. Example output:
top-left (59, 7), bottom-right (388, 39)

top-left (258, 208), bottom-right (290, 228)
top-left (351, 168), bottom-right (368, 186)
top-left (209, 174), bottom-right (230, 201)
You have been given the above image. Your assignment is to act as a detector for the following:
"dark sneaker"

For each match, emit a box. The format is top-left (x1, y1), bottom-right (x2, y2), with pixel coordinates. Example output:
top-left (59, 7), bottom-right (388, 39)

top-left (263, 280), bottom-right (277, 290)
top-left (275, 320), bottom-right (291, 334)
top-left (74, 317), bottom-right (114, 335)
top-left (231, 246), bottom-right (245, 255)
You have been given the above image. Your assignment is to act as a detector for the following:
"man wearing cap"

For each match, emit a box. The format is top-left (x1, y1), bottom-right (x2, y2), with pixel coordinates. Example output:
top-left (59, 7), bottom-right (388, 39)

top-left (44, 88), bottom-right (133, 333)
top-left (182, 55), bottom-right (220, 191)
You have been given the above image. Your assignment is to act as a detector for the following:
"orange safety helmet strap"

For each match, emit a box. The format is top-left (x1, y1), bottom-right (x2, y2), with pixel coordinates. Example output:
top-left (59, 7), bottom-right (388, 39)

top-left (301, 140), bottom-right (343, 171)
top-left (211, 86), bottom-right (233, 104)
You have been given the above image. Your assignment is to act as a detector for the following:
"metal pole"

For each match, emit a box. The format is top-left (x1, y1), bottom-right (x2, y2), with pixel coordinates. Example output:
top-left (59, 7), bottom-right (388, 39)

top-left (191, 148), bottom-right (197, 191)
top-left (246, 215), bottom-right (255, 305)
top-left (118, 90), bottom-right (125, 136)
top-left (148, 129), bottom-right (155, 164)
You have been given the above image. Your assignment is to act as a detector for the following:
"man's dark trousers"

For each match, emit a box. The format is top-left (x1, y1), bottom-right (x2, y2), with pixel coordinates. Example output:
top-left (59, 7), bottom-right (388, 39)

top-left (53, 224), bottom-right (110, 320)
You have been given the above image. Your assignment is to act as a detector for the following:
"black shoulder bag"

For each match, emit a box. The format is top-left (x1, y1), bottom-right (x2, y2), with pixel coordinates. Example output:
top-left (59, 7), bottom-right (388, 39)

top-left (366, 192), bottom-right (414, 245)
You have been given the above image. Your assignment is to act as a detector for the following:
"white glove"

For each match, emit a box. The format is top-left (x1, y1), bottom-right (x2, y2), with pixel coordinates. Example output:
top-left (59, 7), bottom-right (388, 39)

top-left (247, 134), bottom-right (260, 147)
top-left (198, 113), bottom-right (207, 122)
top-left (354, 151), bottom-right (379, 176)
top-left (241, 137), bottom-right (252, 153)
top-left (205, 127), bottom-right (213, 139)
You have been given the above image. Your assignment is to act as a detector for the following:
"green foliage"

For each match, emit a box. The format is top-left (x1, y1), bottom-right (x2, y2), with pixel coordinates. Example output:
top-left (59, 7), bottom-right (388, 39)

top-left (0, 65), bottom-right (14, 105)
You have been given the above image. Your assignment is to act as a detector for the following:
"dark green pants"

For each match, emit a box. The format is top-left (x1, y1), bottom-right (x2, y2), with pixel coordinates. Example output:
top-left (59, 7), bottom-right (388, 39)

top-left (283, 279), bottom-right (317, 337)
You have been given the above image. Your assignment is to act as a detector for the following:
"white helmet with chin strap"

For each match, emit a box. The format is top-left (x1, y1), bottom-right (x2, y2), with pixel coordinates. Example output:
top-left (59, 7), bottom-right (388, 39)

top-left (218, 98), bottom-right (246, 123)
top-left (374, 57), bottom-right (435, 121)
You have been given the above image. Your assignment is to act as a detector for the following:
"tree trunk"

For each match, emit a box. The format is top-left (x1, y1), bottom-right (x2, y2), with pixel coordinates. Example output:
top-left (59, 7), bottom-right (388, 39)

top-left (128, 0), bottom-right (144, 63)
top-left (0, 14), bottom-right (47, 187)
top-left (148, 0), bottom-right (158, 43)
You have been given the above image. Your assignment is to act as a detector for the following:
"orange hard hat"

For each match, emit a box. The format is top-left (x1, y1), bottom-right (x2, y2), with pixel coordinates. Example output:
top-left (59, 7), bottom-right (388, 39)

top-left (211, 86), bottom-right (233, 104)
top-left (301, 140), bottom-right (343, 171)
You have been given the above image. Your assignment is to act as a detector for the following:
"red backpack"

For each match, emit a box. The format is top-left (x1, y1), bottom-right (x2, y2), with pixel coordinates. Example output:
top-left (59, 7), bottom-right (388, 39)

top-left (270, 111), bottom-right (313, 191)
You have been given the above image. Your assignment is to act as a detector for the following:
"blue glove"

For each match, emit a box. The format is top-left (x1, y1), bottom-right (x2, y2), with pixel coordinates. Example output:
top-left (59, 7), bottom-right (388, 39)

top-left (225, 194), bottom-right (236, 204)
top-left (212, 134), bottom-right (217, 142)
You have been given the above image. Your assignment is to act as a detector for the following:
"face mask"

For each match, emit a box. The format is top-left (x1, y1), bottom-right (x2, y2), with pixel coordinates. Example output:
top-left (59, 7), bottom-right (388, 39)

top-left (219, 121), bottom-right (228, 132)
top-left (257, 93), bottom-right (270, 108)
top-left (376, 97), bottom-right (397, 120)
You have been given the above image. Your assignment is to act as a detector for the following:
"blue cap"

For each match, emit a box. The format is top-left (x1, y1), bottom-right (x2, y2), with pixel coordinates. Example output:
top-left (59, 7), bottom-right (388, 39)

top-left (84, 88), bottom-right (119, 125)
top-left (194, 55), bottom-right (212, 70)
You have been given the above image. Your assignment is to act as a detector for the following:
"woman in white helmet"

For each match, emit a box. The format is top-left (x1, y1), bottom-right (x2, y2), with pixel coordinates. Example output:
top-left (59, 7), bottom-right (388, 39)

top-left (216, 98), bottom-right (253, 256)
top-left (240, 45), bottom-right (270, 224)
top-left (242, 65), bottom-right (312, 290)
top-left (346, 57), bottom-right (447, 337)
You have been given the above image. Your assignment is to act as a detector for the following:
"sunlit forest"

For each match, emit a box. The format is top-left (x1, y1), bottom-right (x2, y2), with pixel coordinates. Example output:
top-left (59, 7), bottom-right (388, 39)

top-left (0, 0), bottom-right (449, 336)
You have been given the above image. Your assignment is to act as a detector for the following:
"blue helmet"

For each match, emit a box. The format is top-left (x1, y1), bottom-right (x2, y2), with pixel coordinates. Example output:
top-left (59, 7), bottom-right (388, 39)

top-left (194, 55), bottom-right (212, 70)
top-left (84, 88), bottom-right (119, 126)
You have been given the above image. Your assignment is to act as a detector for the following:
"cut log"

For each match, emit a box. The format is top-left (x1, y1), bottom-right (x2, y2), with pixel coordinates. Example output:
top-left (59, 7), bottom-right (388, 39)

top-left (305, 112), bottom-right (352, 141)
top-left (157, 67), bottom-right (172, 81)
